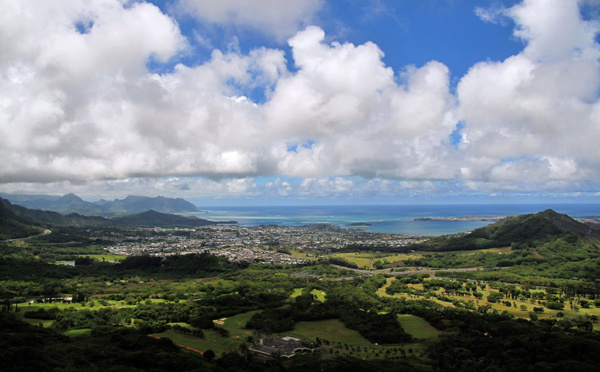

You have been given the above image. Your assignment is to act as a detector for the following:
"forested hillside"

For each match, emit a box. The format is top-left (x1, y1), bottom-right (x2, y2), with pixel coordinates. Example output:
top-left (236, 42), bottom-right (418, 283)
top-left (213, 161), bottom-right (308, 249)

top-left (0, 198), bottom-right (44, 239)
top-left (2, 208), bottom-right (600, 371)
top-left (411, 209), bottom-right (600, 251)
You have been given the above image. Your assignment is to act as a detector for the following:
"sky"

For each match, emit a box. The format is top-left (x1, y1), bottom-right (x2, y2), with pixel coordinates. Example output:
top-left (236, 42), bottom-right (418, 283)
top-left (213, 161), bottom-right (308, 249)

top-left (1, 0), bottom-right (600, 206)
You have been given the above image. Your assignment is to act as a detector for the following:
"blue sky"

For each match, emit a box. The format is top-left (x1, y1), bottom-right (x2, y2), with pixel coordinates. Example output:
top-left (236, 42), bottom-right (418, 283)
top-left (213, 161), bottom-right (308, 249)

top-left (0, 0), bottom-right (599, 205)
top-left (146, 0), bottom-right (525, 87)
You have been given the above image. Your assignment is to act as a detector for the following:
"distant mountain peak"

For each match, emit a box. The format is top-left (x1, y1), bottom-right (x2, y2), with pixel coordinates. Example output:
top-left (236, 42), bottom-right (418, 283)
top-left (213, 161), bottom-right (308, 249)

top-left (2, 194), bottom-right (198, 217)
top-left (59, 193), bottom-right (85, 202)
top-left (483, 209), bottom-right (600, 241)
top-left (536, 209), bottom-right (600, 239)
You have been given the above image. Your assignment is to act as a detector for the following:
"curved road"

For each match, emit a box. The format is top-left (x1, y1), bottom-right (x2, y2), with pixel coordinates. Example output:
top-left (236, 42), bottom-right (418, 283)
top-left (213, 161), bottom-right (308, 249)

top-left (3, 229), bottom-right (51, 242)
top-left (330, 264), bottom-right (489, 277)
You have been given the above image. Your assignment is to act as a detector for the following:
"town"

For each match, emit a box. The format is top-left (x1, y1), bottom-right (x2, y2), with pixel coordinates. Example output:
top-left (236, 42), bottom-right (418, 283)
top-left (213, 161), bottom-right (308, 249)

top-left (101, 224), bottom-right (425, 265)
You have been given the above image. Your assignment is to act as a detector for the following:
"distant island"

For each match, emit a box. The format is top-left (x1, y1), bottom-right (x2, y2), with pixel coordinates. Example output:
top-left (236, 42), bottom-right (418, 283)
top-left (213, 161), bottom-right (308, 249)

top-left (414, 216), bottom-right (506, 222)
top-left (346, 222), bottom-right (372, 227)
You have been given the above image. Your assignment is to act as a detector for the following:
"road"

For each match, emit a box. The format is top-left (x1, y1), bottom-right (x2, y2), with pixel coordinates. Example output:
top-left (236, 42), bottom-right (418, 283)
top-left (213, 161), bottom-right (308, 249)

top-left (3, 229), bottom-right (51, 242)
top-left (330, 264), bottom-right (489, 277)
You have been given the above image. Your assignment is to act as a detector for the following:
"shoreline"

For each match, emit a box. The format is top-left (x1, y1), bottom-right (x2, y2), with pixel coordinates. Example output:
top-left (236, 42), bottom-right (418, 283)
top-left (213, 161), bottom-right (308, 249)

top-left (414, 216), bottom-right (506, 222)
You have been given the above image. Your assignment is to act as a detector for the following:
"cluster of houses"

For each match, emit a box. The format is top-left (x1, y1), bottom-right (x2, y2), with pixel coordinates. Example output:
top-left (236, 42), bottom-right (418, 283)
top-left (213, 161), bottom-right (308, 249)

top-left (101, 223), bottom-right (423, 263)
top-left (249, 337), bottom-right (318, 359)
top-left (30, 296), bottom-right (73, 304)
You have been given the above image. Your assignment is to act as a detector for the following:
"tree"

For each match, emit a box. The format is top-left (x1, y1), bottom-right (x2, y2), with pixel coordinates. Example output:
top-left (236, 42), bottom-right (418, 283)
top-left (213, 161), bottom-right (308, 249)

top-left (487, 292), bottom-right (504, 303)
top-left (203, 349), bottom-right (216, 361)
top-left (373, 260), bottom-right (384, 270)
top-left (529, 312), bottom-right (539, 321)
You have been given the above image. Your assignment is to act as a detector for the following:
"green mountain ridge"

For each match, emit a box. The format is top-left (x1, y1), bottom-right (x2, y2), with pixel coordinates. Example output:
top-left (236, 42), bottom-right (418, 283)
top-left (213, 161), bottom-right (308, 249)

top-left (0, 197), bottom-right (229, 232)
top-left (412, 209), bottom-right (600, 252)
top-left (0, 199), bottom-right (44, 239)
top-left (110, 210), bottom-right (224, 227)
top-left (0, 193), bottom-right (199, 217)
top-left (7, 201), bottom-right (115, 228)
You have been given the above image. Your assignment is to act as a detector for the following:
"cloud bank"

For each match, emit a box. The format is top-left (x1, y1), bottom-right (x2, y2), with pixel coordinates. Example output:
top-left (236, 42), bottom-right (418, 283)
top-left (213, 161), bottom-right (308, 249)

top-left (0, 0), bottom-right (599, 200)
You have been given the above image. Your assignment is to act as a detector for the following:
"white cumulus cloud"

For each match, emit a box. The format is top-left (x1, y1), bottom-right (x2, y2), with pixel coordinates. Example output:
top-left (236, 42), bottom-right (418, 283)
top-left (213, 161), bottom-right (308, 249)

top-left (0, 0), bottom-right (599, 201)
top-left (457, 0), bottom-right (600, 184)
top-left (177, 0), bottom-right (323, 40)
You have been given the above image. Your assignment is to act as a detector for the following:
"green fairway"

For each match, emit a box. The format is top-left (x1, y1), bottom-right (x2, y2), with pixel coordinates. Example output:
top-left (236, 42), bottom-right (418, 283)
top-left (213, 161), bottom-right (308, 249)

top-left (310, 289), bottom-right (326, 302)
top-left (397, 314), bottom-right (441, 339)
top-left (154, 328), bottom-right (244, 356)
top-left (21, 317), bottom-right (54, 327)
top-left (154, 311), bottom-right (259, 357)
top-left (329, 252), bottom-right (423, 269)
top-left (78, 254), bottom-right (125, 262)
top-left (220, 310), bottom-right (258, 339)
top-left (279, 319), bottom-right (371, 346)
top-left (20, 300), bottom-right (137, 312)
top-left (290, 288), bottom-right (326, 302)
top-left (290, 288), bottom-right (303, 299)
top-left (64, 328), bottom-right (92, 337)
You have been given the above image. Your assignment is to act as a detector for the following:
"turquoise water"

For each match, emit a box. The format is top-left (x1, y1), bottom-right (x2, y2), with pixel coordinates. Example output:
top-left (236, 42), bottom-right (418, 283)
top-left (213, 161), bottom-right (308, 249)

top-left (189, 204), bottom-right (600, 236)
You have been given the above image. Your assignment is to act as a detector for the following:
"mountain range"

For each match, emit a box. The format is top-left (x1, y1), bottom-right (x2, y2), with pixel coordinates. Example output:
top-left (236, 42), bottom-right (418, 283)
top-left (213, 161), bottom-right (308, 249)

top-left (0, 193), bottom-right (199, 217)
top-left (0, 197), bottom-right (228, 239)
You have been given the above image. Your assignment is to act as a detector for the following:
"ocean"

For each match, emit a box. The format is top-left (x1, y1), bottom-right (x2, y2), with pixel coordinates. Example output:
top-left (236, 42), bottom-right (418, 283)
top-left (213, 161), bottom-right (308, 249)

top-left (187, 204), bottom-right (600, 236)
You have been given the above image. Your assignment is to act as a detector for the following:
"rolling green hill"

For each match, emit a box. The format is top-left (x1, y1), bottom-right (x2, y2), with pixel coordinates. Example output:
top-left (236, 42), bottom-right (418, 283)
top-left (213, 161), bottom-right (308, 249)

top-left (1, 197), bottom-right (229, 230)
top-left (6, 200), bottom-right (114, 228)
top-left (111, 210), bottom-right (228, 228)
top-left (0, 198), bottom-right (44, 239)
top-left (412, 209), bottom-right (600, 252)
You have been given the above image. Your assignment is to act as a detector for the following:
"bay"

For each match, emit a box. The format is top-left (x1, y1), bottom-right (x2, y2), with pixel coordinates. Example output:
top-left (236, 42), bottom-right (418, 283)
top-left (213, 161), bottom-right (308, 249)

top-left (187, 204), bottom-right (600, 236)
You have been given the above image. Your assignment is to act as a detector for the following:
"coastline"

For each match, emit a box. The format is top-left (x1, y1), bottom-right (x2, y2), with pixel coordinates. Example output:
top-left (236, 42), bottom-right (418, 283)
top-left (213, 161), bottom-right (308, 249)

top-left (413, 216), bottom-right (506, 222)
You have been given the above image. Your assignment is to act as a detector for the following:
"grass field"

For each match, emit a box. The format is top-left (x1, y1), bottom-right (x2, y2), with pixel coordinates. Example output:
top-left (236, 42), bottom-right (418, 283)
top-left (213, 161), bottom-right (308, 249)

top-left (78, 254), bottom-right (125, 262)
top-left (279, 319), bottom-right (371, 346)
top-left (282, 318), bottom-right (431, 359)
top-left (155, 311), bottom-right (259, 357)
top-left (311, 289), bottom-right (326, 302)
top-left (329, 252), bottom-right (422, 269)
top-left (290, 288), bottom-right (303, 299)
top-left (21, 317), bottom-right (54, 327)
top-left (443, 287), bottom-right (600, 329)
top-left (149, 309), bottom-right (431, 360)
top-left (377, 277), bottom-right (600, 331)
top-left (19, 301), bottom-right (137, 312)
top-left (153, 329), bottom-right (241, 356)
top-left (221, 310), bottom-right (258, 339)
top-left (64, 328), bottom-right (92, 337)
top-left (290, 288), bottom-right (326, 302)
top-left (397, 314), bottom-right (441, 340)
top-left (286, 249), bottom-right (319, 261)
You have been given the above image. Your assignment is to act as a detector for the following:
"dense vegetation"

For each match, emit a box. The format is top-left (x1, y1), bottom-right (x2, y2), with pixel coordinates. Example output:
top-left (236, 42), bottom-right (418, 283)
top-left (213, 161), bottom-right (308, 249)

top-left (2, 202), bottom-right (600, 371)
top-left (111, 210), bottom-right (222, 228)
top-left (0, 199), bottom-right (44, 239)
top-left (411, 209), bottom-right (600, 252)
top-left (1, 196), bottom-right (223, 230)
